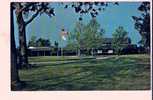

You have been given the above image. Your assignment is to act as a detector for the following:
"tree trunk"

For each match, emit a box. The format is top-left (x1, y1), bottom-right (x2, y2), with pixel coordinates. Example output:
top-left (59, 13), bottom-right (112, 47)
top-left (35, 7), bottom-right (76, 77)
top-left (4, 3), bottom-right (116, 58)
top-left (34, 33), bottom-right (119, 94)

top-left (16, 10), bottom-right (28, 68)
top-left (11, 4), bottom-right (22, 90)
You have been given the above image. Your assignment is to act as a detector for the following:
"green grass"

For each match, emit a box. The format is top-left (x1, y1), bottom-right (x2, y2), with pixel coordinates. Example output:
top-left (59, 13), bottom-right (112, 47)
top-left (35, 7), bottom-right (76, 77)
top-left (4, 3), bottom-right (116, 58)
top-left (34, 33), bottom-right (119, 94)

top-left (29, 56), bottom-right (82, 62)
top-left (19, 54), bottom-right (150, 90)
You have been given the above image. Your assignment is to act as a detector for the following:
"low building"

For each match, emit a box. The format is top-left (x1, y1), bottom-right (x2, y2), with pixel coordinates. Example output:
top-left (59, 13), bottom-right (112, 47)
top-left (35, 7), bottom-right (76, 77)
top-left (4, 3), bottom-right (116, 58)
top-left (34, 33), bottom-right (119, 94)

top-left (27, 37), bottom-right (138, 56)
top-left (28, 46), bottom-right (53, 56)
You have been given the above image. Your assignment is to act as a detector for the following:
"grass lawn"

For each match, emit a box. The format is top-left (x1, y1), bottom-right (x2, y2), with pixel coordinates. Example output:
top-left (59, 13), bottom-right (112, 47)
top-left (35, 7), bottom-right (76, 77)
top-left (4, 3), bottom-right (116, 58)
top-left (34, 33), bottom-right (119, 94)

top-left (28, 56), bottom-right (95, 63)
top-left (19, 54), bottom-right (150, 90)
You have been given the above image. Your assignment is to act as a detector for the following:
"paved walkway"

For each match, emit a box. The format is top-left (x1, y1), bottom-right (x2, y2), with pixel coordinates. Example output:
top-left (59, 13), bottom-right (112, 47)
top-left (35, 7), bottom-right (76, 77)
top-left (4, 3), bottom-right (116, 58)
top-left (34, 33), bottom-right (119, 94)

top-left (96, 55), bottom-right (115, 60)
top-left (30, 56), bottom-right (115, 66)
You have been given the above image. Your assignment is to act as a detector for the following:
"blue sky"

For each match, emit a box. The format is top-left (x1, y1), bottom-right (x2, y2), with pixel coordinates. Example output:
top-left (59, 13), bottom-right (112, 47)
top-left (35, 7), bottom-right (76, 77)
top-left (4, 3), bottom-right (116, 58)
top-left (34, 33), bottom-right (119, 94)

top-left (14, 2), bottom-right (142, 47)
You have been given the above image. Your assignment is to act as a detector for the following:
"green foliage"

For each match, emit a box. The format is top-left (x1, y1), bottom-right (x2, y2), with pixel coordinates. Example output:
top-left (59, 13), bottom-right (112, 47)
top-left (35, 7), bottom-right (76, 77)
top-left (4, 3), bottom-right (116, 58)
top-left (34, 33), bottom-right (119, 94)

top-left (64, 42), bottom-right (77, 51)
top-left (73, 21), bottom-right (85, 49)
top-left (132, 2), bottom-right (150, 48)
top-left (83, 18), bottom-right (104, 49)
top-left (54, 41), bottom-right (59, 48)
top-left (112, 26), bottom-right (131, 54)
top-left (28, 36), bottom-right (51, 47)
top-left (28, 35), bottom-right (37, 47)
top-left (67, 18), bottom-right (104, 51)
top-left (36, 38), bottom-right (51, 47)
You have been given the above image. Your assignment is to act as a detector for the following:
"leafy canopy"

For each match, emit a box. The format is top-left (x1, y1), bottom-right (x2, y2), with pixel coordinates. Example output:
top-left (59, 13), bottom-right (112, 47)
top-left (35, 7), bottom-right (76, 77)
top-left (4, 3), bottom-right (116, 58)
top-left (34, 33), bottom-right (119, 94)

top-left (67, 18), bottom-right (104, 50)
top-left (112, 26), bottom-right (131, 54)
top-left (132, 2), bottom-right (150, 47)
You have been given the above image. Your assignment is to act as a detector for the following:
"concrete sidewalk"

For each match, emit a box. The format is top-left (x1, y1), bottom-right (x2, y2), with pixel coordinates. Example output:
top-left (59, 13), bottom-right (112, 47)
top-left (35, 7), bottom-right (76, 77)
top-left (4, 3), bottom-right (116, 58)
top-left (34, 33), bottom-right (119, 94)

top-left (29, 56), bottom-right (115, 66)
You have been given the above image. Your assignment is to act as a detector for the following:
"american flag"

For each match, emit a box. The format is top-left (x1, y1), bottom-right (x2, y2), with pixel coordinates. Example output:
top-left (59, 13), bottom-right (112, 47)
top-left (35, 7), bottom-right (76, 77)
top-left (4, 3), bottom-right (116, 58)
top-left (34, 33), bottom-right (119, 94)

top-left (60, 29), bottom-right (68, 41)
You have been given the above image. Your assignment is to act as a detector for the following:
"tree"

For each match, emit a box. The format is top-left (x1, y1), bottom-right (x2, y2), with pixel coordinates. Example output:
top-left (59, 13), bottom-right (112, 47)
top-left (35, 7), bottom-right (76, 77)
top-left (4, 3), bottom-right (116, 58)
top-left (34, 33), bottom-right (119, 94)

top-left (132, 2), bottom-right (150, 48)
top-left (83, 18), bottom-right (104, 56)
top-left (28, 35), bottom-right (37, 47)
top-left (11, 3), bottom-right (23, 90)
top-left (64, 42), bottom-right (77, 51)
top-left (72, 21), bottom-right (85, 56)
top-left (36, 38), bottom-right (51, 47)
top-left (28, 36), bottom-right (51, 47)
top-left (68, 18), bottom-right (104, 56)
top-left (12, 2), bottom-right (55, 68)
top-left (112, 26), bottom-right (131, 55)
top-left (44, 39), bottom-right (51, 47)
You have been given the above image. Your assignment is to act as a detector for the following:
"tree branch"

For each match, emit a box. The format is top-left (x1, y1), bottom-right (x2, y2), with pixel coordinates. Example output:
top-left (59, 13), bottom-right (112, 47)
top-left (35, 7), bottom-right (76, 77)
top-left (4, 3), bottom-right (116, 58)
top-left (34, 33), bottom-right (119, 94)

top-left (25, 6), bottom-right (44, 26)
top-left (25, 10), bottom-right (39, 25)
top-left (24, 3), bottom-right (52, 25)
top-left (21, 3), bottom-right (34, 12)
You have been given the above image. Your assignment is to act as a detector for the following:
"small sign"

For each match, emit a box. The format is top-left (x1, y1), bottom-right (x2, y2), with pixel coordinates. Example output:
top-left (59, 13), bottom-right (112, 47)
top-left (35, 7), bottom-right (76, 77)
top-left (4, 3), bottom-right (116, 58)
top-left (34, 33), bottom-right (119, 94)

top-left (97, 50), bottom-right (102, 54)
top-left (108, 50), bottom-right (113, 54)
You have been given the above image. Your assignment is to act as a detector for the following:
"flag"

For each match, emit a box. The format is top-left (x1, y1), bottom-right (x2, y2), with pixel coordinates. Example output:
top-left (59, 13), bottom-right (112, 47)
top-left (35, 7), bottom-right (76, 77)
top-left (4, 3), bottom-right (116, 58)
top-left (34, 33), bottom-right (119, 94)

top-left (62, 35), bottom-right (66, 41)
top-left (61, 29), bottom-right (68, 41)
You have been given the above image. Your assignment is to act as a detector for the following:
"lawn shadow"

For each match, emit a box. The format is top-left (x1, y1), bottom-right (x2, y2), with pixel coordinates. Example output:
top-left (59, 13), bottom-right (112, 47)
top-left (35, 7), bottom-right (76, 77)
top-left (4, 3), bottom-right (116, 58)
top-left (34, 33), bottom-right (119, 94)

top-left (21, 56), bottom-right (150, 90)
top-left (30, 58), bottom-right (96, 68)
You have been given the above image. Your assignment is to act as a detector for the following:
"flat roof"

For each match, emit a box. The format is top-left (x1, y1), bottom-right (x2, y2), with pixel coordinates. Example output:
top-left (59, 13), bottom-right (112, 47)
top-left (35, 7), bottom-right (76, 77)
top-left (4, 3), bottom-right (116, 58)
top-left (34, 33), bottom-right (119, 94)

top-left (28, 47), bottom-right (53, 51)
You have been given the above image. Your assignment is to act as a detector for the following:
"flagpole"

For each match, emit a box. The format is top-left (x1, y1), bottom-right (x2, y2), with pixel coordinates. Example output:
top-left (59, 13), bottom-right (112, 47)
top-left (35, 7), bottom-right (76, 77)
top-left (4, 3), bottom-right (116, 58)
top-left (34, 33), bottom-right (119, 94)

top-left (61, 29), bottom-right (68, 56)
